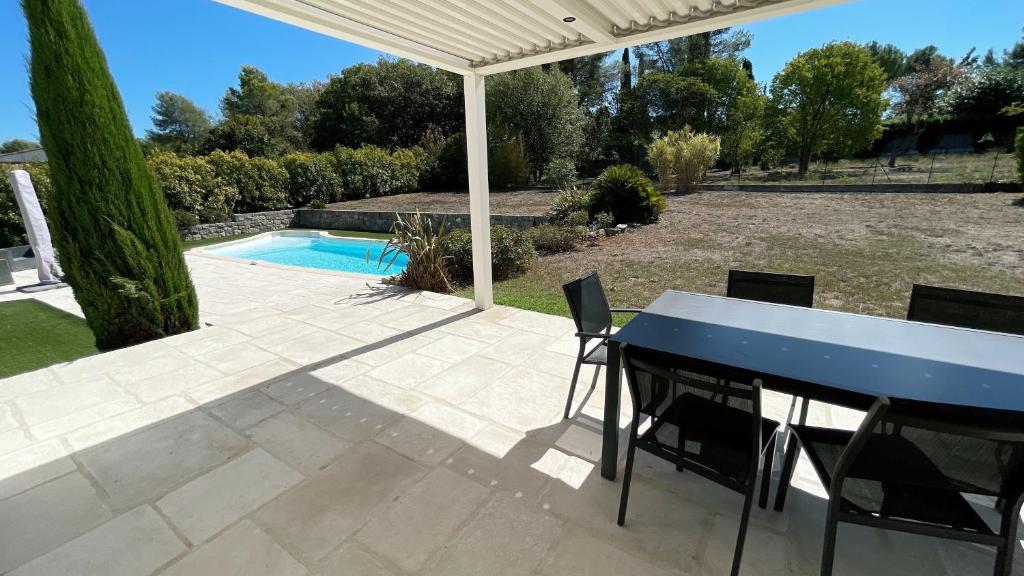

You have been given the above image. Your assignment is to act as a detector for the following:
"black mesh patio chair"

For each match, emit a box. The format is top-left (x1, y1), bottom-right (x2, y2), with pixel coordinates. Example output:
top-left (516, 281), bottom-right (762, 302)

top-left (561, 272), bottom-right (641, 419)
top-left (727, 269), bottom-right (816, 507)
top-left (726, 269), bottom-right (815, 308)
top-left (773, 396), bottom-right (1024, 576)
top-left (907, 284), bottom-right (1024, 336)
top-left (617, 344), bottom-right (780, 576)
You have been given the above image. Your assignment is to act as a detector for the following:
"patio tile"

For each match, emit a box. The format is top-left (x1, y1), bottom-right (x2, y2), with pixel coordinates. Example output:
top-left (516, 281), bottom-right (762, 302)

top-left (164, 325), bottom-right (250, 356)
top-left (536, 528), bottom-right (679, 576)
top-left (257, 331), bottom-right (362, 366)
top-left (8, 505), bottom-right (185, 576)
top-left (246, 411), bottom-right (351, 475)
top-left (218, 312), bottom-right (307, 337)
top-left (377, 305), bottom-right (455, 332)
top-left (702, 513), bottom-right (788, 576)
top-left (160, 519), bottom-right (306, 576)
top-left (417, 356), bottom-right (512, 405)
top-left (77, 411), bottom-right (249, 509)
top-left (553, 422), bottom-right (605, 462)
top-left (253, 442), bottom-right (427, 564)
top-left (410, 401), bottom-right (487, 440)
top-left (355, 468), bottom-right (490, 572)
top-left (528, 348), bottom-right (600, 381)
top-left (444, 432), bottom-right (553, 501)
top-left (477, 331), bottom-right (559, 365)
top-left (295, 387), bottom-right (403, 441)
top-left (421, 493), bottom-right (562, 576)
top-left (367, 353), bottom-right (452, 388)
top-left (65, 396), bottom-right (195, 450)
top-left (334, 320), bottom-right (401, 344)
top-left (0, 368), bottom-right (61, 402)
top-left (0, 402), bottom-right (18, 432)
top-left (0, 428), bottom-right (31, 457)
top-left (498, 308), bottom-right (574, 335)
top-left (209, 390), bottom-right (285, 430)
top-left (310, 358), bottom-right (373, 386)
top-left (340, 376), bottom-right (430, 415)
top-left (439, 317), bottom-right (517, 344)
top-left (196, 342), bottom-right (283, 374)
top-left (352, 334), bottom-right (433, 366)
top-left (0, 473), bottom-right (112, 574)
top-left (188, 358), bottom-right (299, 404)
top-left (157, 448), bottom-right (303, 544)
top-left (376, 416), bottom-right (465, 466)
top-left (107, 349), bottom-right (211, 389)
top-left (14, 375), bottom-right (130, 427)
top-left (119, 358), bottom-right (223, 403)
top-left (29, 396), bottom-right (141, 441)
top-left (310, 544), bottom-right (397, 576)
top-left (417, 334), bottom-right (489, 364)
top-left (0, 439), bottom-right (76, 500)
top-left (460, 366), bottom-right (564, 432)
top-left (263, 372), bottom-right (336, 405)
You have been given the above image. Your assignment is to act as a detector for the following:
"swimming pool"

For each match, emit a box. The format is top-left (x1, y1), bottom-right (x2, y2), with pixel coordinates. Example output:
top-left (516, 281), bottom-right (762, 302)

top-left (204, 232), bottom-right (406, 276)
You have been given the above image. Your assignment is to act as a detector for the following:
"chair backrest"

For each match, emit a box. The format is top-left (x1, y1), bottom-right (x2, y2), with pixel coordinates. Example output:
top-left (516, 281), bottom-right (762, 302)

top-left (726, 269), bottom-right (815, 308)
top-left (562, 272), bottom-right (612, 337)
top-left (907, 284), bottom-right (1024, 335)
top-left (837, 397), bottom-right (1024, 511)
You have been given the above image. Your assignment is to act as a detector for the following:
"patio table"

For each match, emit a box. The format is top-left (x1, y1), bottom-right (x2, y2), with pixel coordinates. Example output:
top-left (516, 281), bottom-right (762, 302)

top-left (601, 290), bottom-right (1024, 480)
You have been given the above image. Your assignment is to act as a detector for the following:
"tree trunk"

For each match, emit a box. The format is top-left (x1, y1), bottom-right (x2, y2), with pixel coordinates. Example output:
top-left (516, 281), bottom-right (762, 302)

top-left (798, 147), bottom-right (812, 175)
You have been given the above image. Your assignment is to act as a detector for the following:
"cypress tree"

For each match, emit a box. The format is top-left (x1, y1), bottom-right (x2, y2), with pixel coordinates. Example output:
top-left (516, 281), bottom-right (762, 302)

top-left (23, 0), bottom-right (198, 349)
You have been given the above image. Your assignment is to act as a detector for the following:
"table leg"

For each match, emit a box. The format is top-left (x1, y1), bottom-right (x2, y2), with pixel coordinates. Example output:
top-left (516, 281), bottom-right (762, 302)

top-left (601, 341), bottom-right (621, 480)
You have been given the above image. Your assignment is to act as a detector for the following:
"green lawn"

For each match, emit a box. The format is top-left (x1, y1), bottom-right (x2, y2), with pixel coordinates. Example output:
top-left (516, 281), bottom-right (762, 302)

top-left (0, 300), bottom-right (98, 379)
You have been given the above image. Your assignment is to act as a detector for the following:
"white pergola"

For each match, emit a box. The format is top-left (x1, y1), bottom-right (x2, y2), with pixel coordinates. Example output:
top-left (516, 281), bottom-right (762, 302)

top-left (215, 0), bottom-right (843, 309)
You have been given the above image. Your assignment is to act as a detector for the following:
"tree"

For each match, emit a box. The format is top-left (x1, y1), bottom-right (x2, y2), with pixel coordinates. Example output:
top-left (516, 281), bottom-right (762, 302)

top-left (486, 66), bottom-right (586, 182)
top-left (212, 65), bottom-right (304, 155)
top-left (557, 53), bottom-right (615, 110)
top-left (864, 41), bottom-right (908, 82)
top-left (312, 58), bottom-right (462, 150)
top-left (23, 0), bottom-right (198, 349)
top-left (1006, 29), bottom-right (1024, 70)
top-left (939, 65), bottom-right (1024, 121)
top-left (770, 42), bottom-right (887, 174)
top-left (146, 91), bottom-right (212, 154)
top-left (891, 57), bottom-right (962, 125)
top-left (0, 139), bottom-right (39, 153)
top-left (638, 28), bottom-right (752, 73)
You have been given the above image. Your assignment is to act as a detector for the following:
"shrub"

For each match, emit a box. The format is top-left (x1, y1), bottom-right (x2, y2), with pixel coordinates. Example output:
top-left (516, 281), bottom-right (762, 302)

top-left (172, 209), bottom-right (198, 231)
top-left (418, 129), bottom-right (466, 191)
top-left (564, 210), bottom-right (588, 228)
top-left (308, 199), bottom-right (327, 209)
top-left (544, 157), bottom-right (577, 188)
top-left (547, 186), bottom-right (594, 223)
top-left (489, 137), bottom-right (530, 189)
top-left (375, 212), bottom-right (452, 293)
top-left (147, 151), bottom-right (235, 223)
top-left (442, 225), bottom-right (536, 285)
top-left (528, 224), bottom-right (580, 254)
top-left (281, 152), bottom-right (342, 207)
top-left (25, 0), bottom-right (198, 348)
top-left (591, 164), bottom-right (665, 225)
top-left (1016, 127), bottom-right (1024, 184)
top-left (333, 145), bottom-right (422, 199)
top-left (206, 150), bottom-right (288, 213)
top-left (647, 128), bottom-right (721, 193)
top-left (594, 211), bottom-right (614, 230)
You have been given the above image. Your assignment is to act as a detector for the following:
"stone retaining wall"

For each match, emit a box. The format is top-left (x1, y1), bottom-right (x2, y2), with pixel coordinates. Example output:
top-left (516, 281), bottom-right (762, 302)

top-left (291, 209), bottom-right (549, 232)
top-left (180, 209), bottom-right (298, 241)
top-left (181, 208), bottom-right (548, 241)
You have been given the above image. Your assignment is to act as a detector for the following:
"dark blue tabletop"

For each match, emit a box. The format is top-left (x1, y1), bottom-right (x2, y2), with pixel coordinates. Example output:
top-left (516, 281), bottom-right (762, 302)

top-left (611, 290), bottom-right (1024, 413)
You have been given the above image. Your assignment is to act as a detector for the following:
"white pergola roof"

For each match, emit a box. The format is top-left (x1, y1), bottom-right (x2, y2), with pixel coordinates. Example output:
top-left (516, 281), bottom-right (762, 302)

top-left (215, 0), bottom-right (844, 75)
top-left (214, 0), bottom-right (844, 310)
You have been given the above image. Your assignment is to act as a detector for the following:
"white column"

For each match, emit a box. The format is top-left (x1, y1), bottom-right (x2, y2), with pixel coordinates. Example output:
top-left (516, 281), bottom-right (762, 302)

top-left (463, 72), bottom-right (493, 309)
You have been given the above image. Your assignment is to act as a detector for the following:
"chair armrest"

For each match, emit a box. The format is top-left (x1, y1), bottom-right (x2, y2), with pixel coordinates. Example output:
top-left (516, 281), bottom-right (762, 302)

top-left (575, 331), bottom-right (611, 340)
top-left (609, 308), bottom-right (642, 314)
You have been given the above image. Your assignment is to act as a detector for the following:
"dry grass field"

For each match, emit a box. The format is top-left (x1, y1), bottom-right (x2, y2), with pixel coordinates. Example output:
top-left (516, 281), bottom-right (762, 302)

top-left (331, 191), bottom-right (1024, 321)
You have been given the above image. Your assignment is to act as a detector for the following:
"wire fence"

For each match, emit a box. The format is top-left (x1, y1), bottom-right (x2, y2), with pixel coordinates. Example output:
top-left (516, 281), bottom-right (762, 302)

top-left (706, 151), bottom-right (1019, 186)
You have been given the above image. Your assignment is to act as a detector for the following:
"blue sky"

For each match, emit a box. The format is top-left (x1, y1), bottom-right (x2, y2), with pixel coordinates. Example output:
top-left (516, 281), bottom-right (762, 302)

top-left (1, 0), bottom-right (1021, 143)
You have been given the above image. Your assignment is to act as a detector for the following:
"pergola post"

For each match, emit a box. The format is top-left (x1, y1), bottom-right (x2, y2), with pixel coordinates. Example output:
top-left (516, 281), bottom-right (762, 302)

top-left (463, 72), bottom-right (493, 309)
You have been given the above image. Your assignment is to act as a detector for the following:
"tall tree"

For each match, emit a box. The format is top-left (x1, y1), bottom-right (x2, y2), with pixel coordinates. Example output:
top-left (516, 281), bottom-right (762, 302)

top-left (0, 139), bottom-right (39, 153)
top-left (864, 41), bottom-right (908, 82)
top-left (1005, 28), bottom-right (1024, 70)
top-left (558, 52), bottom-right (615, 110)
top-left (146, 91), bottom-right (212, 154)
top-left (486, 67), bottom-right (586, 182)
top-left (207, 66), bottom-right (304, 156)
top-left (638, 28), bottom-right (752, 73)
top-left (23, 0), bottom-right (198, 349)
top-left (770, 42), bottom-right (887, 174)
top-left (312, 58), bottom-right (462, 151)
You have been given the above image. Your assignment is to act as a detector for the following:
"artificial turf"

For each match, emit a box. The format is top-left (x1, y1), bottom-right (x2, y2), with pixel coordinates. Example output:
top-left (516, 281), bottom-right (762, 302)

top-left (0, 299), bottom-right (98, 378)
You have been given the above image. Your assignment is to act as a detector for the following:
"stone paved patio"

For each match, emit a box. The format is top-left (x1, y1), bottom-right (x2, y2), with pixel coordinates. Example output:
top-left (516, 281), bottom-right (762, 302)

top-left (0, 253), bottom-right (1021, 575)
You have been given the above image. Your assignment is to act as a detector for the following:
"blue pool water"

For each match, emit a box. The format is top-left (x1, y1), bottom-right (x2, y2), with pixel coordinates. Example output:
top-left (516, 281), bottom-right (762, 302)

top-left (208, 234), bottom-right (407, 276)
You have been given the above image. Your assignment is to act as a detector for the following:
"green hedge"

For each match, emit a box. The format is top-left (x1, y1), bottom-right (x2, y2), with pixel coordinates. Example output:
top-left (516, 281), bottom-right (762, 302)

top-left (332, 146), bottom-right (421, 199)
top-left (281, 152), bottom-right (342, 207)
top-left (441, 224), bottom-right (536, 285)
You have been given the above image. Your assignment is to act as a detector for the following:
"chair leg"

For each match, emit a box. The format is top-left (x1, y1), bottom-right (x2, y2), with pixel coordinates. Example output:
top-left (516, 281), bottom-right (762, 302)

top-left (759, 432), bottom-right (776, 509)
top-left (731, 460), bottom-right (760, 576)
top-left (563, 355), bottom-right (584, 419)
top-left (773, 433), bottom-right (801, 512)
top-left (819, 498), bottom-right (842, 576)
top-left (617, 422), bottom-right (639, 527)
top-left (993, 498), bottom-right (1022, 576)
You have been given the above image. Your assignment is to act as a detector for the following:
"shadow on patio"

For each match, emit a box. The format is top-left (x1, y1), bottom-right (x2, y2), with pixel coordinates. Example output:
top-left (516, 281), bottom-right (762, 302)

top-left (0, 279), bottom-right (1019, 576)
